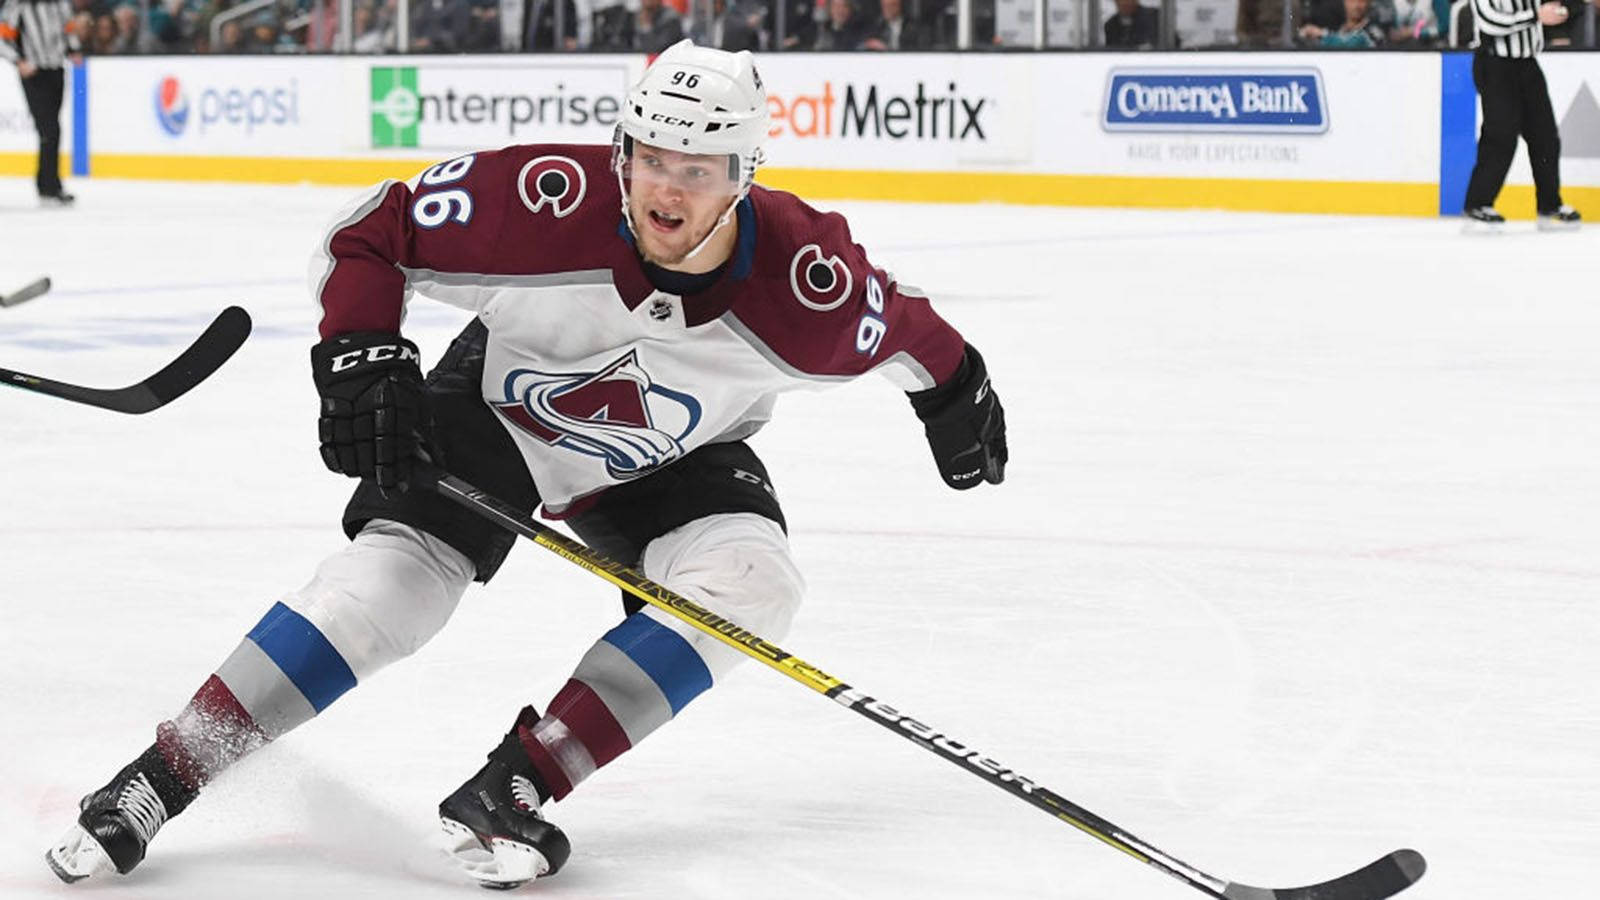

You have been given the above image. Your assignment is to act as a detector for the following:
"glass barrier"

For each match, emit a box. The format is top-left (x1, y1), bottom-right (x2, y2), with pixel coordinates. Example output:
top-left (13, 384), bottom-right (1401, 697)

top-left (59, 0), bottom-right (1600, 55)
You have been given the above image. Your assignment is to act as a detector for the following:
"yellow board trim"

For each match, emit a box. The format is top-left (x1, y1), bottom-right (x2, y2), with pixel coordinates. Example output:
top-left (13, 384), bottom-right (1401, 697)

top-left (759, 168), bottom-right (1439, 218)
top-left (0, 151), bottom-right (71, 178)
top-left (89, 153), bottom-right (434, 186)
top-left (17, 152), bottom-right (1593, 220)
top-left (1492, 185), bottom-right (1600, 220)
top-left (69, 152), bottom-right (1448, 217)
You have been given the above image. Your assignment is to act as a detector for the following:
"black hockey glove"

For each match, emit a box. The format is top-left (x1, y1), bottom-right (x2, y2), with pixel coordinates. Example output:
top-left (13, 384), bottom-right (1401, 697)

top-left (310, 332), bottom-right (432, 491)
top-left (908, 344), bottom-right (1008, 490)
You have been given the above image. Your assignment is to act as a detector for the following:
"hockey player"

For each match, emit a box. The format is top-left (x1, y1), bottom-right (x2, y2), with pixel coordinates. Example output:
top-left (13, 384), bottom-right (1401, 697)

top-left (46, 40), bottom-right (1007, 889)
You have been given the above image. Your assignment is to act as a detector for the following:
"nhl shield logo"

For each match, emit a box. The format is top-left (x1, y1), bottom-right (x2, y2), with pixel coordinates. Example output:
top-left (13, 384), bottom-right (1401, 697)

top-left (495, 351), bottom-right (701, 479)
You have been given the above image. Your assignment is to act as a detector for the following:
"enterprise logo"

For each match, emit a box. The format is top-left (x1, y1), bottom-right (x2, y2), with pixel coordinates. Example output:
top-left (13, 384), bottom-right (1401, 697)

top-left (1102, 68), bottom-right (1329, 134)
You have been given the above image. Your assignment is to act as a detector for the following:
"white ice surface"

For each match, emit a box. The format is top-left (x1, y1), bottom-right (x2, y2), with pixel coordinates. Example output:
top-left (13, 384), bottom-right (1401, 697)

top-left (2, 177), bottom-right (1597, 899)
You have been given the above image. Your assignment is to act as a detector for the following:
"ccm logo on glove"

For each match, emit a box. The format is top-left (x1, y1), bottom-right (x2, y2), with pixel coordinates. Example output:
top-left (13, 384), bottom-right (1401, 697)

top-left (907, 344), bottom-right (1008, 490)
top-left (311, 332), bottom-right (433, 491)
top-left (326, 343), bottom-right (421, 375)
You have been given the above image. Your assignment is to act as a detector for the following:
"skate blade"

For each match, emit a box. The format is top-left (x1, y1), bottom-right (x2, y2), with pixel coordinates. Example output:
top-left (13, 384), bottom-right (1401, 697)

top-left (439, 817), bottom-right (550, 890)
top-left (1461, 220), bottom-right (1505, 235)
top-left (46, 823), bottom-right (117, 883)
top-left (1536, 219), bottom-right (1581, 232)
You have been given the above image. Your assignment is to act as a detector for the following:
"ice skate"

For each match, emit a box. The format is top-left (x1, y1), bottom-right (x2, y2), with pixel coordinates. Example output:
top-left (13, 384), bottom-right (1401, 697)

top-left (439, 714), bottom-right (572, 890)
top-left (46, 751), bottom-right (187, 883)
top-left (1462, 206), bottom-right (1506, 234)
top-left (1537, 205), bottom-right (1581, 231)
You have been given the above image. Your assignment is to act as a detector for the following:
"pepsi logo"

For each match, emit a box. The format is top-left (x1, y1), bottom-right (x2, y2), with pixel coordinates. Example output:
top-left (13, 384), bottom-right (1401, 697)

top-left (517, 155), bottom-right (587, 218)
top-left (154, 76), bottom-right (189, 137)
top-left (788, 244), bottom-right (854, 312)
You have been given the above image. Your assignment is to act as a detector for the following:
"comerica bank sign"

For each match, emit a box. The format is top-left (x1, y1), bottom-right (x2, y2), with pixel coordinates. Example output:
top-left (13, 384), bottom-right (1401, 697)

top-left (1102, 68), bottom-right (1329, 134)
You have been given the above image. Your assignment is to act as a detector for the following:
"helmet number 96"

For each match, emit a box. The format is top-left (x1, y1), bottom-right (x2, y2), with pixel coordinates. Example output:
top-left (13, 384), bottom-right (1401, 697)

top-left (670, 71), bottom-right (701, 88)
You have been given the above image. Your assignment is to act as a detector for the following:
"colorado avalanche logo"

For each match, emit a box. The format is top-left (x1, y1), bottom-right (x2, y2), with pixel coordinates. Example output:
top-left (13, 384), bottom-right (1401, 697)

top-left (518, 155), bottom-right (587, 219)
top-left (788, 244), bottom-right (854, 312)
top-left (495, 351), bottom-right (701, 479)
top-left (154, 76), bottom-right (189, 137)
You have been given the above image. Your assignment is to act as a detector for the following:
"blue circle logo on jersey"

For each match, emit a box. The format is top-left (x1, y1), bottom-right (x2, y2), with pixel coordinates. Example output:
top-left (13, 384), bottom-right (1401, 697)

top-left (155, 76), bottom-right (190, 137)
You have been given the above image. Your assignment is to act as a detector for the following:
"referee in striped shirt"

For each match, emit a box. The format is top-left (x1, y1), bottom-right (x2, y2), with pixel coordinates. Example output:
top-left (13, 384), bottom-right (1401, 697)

top-left (0, 0), bottom-right (79, 206)
top-left (1463, 0), bottom-right (1580, 228)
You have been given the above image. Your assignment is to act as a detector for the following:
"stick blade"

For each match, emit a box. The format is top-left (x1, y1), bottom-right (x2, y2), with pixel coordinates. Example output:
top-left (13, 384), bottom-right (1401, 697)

top-left (0, 305), bottom-right (252, 414)
top-left (1, 277), bottom-right (51, 308)
top-left (1224, 849), bottom-right (1426, 900)
top-left (132, 305), bottom-right (253, 412)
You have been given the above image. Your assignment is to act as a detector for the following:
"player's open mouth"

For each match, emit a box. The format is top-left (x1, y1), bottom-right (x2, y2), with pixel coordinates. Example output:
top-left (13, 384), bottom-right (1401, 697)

top-left (648, 210), bottom-right (685, 232)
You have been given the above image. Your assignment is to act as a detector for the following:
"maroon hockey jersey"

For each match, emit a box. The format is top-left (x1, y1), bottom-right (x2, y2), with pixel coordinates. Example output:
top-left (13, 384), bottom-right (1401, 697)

top-left (310, 144), bottom-right (967, 512)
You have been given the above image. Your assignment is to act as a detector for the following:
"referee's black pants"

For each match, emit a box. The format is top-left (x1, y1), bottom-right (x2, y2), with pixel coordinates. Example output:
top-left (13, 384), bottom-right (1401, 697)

top-left (19, 66), bottom-right (65, 198)
top-left (1464, 50), bottom-right (1564, 214)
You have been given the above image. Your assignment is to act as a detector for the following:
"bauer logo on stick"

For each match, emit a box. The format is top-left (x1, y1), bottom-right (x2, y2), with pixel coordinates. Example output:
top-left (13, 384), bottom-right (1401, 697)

top-left (518, 155), bottom-right (588, 218)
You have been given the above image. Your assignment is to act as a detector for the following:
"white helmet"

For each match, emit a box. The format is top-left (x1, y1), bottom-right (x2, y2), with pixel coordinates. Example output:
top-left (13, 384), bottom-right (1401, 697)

top-left (614, 39), bottom-right (769, 195)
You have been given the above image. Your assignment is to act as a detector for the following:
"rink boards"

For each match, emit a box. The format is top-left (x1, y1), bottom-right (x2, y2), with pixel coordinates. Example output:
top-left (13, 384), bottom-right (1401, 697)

top-left (3, 51), bottom-right (1599, 218)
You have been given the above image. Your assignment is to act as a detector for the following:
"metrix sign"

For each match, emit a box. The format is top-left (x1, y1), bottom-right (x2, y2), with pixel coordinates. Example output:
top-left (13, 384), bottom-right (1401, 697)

top-left (1102, 68), bottom-right (1329, 134)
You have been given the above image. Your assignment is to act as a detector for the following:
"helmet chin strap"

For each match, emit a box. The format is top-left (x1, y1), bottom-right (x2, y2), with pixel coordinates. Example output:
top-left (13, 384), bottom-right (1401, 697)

top-left (679, 194), bottom-right (741, 263)
top-left (614, 154), bottom-right (747, 268)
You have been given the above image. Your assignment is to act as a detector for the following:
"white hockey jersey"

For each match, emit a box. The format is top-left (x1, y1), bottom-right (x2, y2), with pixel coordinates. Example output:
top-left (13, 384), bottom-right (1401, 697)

top-left (310, 144), bottom-right (968, 514)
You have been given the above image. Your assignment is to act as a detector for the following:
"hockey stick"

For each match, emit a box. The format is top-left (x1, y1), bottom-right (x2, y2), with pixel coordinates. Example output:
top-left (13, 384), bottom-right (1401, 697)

top-left (0, 306), bottom-right (251, 414)
top-left (421, 468), bottom-right (1427, 900)
top-left (1, 276), bottom-right (51, 308)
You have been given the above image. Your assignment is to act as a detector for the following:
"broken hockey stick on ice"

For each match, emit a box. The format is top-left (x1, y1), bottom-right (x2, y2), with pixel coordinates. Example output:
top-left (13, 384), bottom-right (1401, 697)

top-left (0, 306), bottom-right (251, 414)
top-left (1, 276), bottom-right (51, 308)
top-left (421, 467), bottom-right (1427, 900)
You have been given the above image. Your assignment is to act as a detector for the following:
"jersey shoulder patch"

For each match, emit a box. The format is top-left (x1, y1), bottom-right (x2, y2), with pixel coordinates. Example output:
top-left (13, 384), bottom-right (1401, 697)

top-left (508, 144), bottom-right (614, 221)
top-left (745, 186), bottom-right (867, 316)
top-left (730, 187), bottom-right (893, 378)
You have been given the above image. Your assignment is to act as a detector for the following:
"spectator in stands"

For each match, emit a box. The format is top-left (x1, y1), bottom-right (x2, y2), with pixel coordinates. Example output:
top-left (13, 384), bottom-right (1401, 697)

top-left (351, 0), bottom-right (392, 51)
top-left (1543, 0), bottom-right (1585, 44)
top-left (1302, 0), bottom-right (1344, 28)
top-left (1298, 0), bottom-right (1386, 45)
top-left (1387, 0), bottom-right (1437, 43)
top-left (109, 2), bottom-right (140, 51)
top-left (412, 0), bottom-right (470, 50)
top-left (69, 9), bottom-right (93, 49)
top-left (524, 0), bottom-right (579, 49)
top-left (629, 0), bottom-right (683, 51)
top-left (90, 10), bottom-right (117, 51)
top-left (1236, 0), bottom-right (1287, 46)
top-left (590, 1), bottom-right (628, 48)
top-left (863, 0), bottom-right (931, 48)
top-left (778, 0), bottom-right (818, 49)
top-left (250, 19), bottom-right (289, 51)
top-left (148, 0), bottom-right (202, 51)
top-left (1103, 0), bottom-right (1160, 48)
top-left (466, 0), bottom-right (499, 48)
top-left (690, 0), bottom-right (763, 51)
top-left (815, 0), bottom-right (872, 48)
top-left (216, 17), bottom-right (245, 51)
